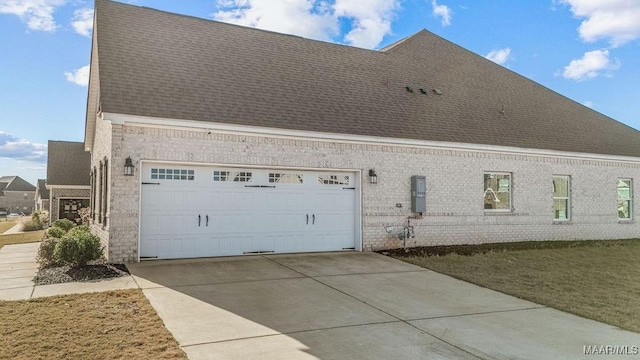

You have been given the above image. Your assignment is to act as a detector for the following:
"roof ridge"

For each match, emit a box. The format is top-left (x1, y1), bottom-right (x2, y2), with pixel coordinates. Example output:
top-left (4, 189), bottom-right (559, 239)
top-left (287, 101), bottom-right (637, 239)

top-left (379, 29), bottom-right (429, 52)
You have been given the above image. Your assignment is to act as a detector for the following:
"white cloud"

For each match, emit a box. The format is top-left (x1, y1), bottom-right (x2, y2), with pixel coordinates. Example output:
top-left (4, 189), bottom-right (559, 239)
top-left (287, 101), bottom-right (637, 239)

top-left (562, 49), bottom-right (620, 81)
top-left (0, 0), bottom-right (66, 32)
top-left (334, 0), bottom-right (399, 49)
top-left (559, 0), bottom-right (640, 47)
top-left (583, 100), bottom-right (594, 108)
top-left (213, 0), bottom-right (401, 49)
top-left (64, 64), bottom-right (90, 86)
top-left (0, 131), bottom-right (47, 162)
top-left (486, 48), bottom-right (511, 65)
top-left (431, 0), bottom-right (451, 26)
top-left (71, 7), bottom-right (93, 37)
top-left (213, 0), bottom-right (338, 42)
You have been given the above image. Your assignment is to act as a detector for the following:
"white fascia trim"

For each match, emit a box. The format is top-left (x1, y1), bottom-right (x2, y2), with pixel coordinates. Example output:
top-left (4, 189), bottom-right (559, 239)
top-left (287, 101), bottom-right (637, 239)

top-left (104, 112), bottom-right (640, 165)
top-left (47, 185), bottom-right (91, 190)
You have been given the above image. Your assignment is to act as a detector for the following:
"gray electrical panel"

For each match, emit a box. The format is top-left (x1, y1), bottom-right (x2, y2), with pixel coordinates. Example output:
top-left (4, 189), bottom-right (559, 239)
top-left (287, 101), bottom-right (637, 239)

top-left (411, 175), bottom-right (426, 213)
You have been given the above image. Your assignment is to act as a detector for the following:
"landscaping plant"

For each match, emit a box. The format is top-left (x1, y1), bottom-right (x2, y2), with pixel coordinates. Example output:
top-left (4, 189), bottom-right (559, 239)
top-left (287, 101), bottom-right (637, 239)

top-left (51, 218), bottom-right (76, 232)
top-left (53, 229), bottom-right (103, 267)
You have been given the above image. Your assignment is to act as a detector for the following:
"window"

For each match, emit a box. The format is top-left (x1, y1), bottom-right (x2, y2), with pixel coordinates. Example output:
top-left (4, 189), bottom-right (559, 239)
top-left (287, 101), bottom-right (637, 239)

top-left (151, 168), bottom-right (195, 180)
top-left (484, 172), bottom-right (511, 210)
top-left (213, 170), bottom-right (252, 182)
top-left (318, 174), bottom-right (350, 185)
top-left (553, 176), bottom-right (570, 221)
top-left (23, 193), bottom-right (28, 200)
top-left (97, 162), bottom-right (103, 224)
top-left (102, 159), bottom-right (108, 225)
top-left (617, 179), bottom-right (632, 220)
top-left (91, 168), bottom-right (96, 220)
top-left (269, 173), bottom-right (303, 184)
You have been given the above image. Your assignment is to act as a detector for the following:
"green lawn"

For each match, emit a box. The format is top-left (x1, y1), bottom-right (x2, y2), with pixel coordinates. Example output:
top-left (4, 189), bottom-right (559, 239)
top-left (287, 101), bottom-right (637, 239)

top-left (0, 230), bottom-right (44, 250)
top-left (394, 239), bottom-right (640, 333)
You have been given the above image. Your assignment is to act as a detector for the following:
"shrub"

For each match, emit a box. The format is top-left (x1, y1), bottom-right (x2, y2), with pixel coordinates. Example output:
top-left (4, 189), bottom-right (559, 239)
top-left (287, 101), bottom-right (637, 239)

top-left (68, 225), bottom-right (91, 236)
top-left (30, 211), bottom-right (44, 229)
top-left (77, 207), bottom-right (91, 226)
top-left (54, 231), bottom-right (104, 267)
top-left (22, 220), bottom-right (43, 232)
top-left (45, 226), bottom-right (67, 239)
top-left (52, 218), bottom-right (76, 232)
top-left (37, 238), bottom-right (59, 268)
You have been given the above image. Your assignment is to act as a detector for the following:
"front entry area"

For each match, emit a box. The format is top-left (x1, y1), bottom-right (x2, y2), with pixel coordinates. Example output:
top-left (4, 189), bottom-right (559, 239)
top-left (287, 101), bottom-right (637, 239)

top-left (139, 163), bottom-right (359, 259)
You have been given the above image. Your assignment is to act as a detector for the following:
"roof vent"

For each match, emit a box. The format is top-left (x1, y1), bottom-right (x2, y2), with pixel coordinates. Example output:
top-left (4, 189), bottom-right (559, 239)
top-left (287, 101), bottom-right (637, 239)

top-left (405, 86), bottom-right (414, 93)
top-left (432, 89), bottom-right (442, 95)
top-left (419, 88), bottom-right (427, 95)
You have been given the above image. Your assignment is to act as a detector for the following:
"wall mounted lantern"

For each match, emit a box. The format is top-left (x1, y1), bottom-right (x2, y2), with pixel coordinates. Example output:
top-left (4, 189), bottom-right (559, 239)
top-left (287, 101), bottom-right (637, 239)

top-left (369, 169), bottom-right (378, 184)
top-left (124, 157), bottom-right (134, 176)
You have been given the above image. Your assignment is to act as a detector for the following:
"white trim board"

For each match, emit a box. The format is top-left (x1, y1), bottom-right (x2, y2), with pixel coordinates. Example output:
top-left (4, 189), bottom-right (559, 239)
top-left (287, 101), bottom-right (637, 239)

top-left (104, 112), bottom-right (640, 165)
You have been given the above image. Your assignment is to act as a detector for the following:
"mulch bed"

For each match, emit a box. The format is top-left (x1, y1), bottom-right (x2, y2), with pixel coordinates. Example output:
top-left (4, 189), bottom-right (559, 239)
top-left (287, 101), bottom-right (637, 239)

top-left (33, 263), bottom-right (130, 285)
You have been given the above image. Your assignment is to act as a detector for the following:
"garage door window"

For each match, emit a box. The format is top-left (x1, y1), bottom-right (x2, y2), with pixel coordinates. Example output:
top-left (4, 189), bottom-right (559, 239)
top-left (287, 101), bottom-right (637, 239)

top-left (151, 168), bottom-right (194, 180)
top-left (213, 170), bottom-right (252, 182)
top-left (318, 174), bottom-right (350, 185)
top-left (269, 173), bottom-right (303, 184)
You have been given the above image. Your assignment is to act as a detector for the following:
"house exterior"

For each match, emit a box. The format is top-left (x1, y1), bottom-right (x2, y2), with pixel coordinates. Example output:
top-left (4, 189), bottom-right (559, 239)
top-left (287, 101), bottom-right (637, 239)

top-left (46, 141), bottom-right (91, 224)
top-left (0, 176), bottom-right (36, 215)
top-left (34, 179), bottom-right (50, 212)
top-left (86, 0), bottom-right (640, 263)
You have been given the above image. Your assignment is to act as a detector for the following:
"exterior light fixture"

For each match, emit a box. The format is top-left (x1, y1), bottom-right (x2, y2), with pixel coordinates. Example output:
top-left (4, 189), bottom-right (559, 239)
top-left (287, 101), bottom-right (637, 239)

top-left (369, 169), bottom-right (378, 184)
top-left (124, 157), bottom-right (134, 176)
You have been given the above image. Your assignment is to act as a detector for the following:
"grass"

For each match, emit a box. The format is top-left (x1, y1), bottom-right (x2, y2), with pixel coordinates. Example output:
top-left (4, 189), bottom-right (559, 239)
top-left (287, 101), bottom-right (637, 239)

top-left (0, 289), bottom-right (186, 359)
top-left (0, 221), bottom-right (17, 234)
top-left (0, 230), bottom-right (44, 250)
top-left (395, 239), bottom-right (640, 333)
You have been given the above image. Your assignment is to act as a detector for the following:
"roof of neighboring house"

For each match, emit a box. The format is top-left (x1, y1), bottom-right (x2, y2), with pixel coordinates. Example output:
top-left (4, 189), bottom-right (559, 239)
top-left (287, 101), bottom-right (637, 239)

top-left (36, 179), bottom-right (50, 200)
top-left (46, 141), bottom-right (91, 186)
top-left (88, 0), bottom-right (640, 158)
top-left (0, 176), bottom-right (36, 192)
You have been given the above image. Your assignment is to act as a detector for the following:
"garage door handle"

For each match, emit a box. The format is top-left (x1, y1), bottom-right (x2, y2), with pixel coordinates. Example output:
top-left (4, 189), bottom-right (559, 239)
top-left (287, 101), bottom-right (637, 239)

top-left (206, 215), bottom-right (209, 227)
top-left (198, 214), bottom-right (201, 227)
top-left (312, 214), bottom-right (315, 225)
top-left (306, 214), bottom-right (309, 225)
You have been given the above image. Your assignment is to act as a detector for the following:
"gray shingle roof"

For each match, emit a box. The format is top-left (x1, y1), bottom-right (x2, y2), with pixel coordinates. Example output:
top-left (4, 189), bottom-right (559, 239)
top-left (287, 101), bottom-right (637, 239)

top-left (0, 176), bottom-right (36, 192)
top-left (46, 141), bottom-right (91, 186)
top-left (92, 0), bottom-right (640, 158)
top-left (36, 179), bottom-right (50, 200)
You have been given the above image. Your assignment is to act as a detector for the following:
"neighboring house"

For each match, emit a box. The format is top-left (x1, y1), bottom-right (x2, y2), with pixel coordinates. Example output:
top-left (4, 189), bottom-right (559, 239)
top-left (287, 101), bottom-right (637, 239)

top-left (34, 179), bottom-right (50, 212)
top-left (0, 176), bottom-right (36, 215)
top-left (46, 141), bottom-right (91, 224)
top-left (86, 0), bottom-right (640, 263)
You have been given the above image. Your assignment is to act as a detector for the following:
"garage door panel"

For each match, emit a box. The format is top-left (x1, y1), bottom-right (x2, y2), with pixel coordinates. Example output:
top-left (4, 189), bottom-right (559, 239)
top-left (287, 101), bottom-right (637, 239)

top-left (140, 164), bottom-right (357, 259)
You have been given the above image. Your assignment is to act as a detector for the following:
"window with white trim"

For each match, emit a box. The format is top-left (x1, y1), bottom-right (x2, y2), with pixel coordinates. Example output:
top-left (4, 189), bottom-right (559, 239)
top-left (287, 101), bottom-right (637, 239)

top-left (151, 168), bottom-right (195, 180)
top-left (617, 179), bottom-right (632, 220)
top-left (269, 173), bottom-right (303, 184)
top-left (552, 176), bottom-right (570, 221)
top-left (318, 174), bottom-right (350, 185)
top-left (213, 170), bottom-right (252, 182)
top-left (484, 172), bottom-right (511, 210)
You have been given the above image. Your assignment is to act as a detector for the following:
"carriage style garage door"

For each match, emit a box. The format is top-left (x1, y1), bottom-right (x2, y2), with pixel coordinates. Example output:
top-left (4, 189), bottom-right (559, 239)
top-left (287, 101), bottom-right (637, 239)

top-left (139, 163), bottom-right (358, 259)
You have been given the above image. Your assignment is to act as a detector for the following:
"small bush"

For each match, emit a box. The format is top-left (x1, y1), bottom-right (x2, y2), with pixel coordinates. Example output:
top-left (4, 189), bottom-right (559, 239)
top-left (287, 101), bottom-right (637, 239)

top-left (29, 211), bottom-right (44, 230)
top-left (37, 238), bottom-right (59, 268)
top-left (77, 207), bottom-right (91, 225)
top-left (54, 231), bottom-right (104, 267)
top-left (52, 218), bottom-right (76, 232)
top-left (46, 226), bottom-right (67, 239)
top-left (68, 225), bottom-right (91, 236)
top-left (22, 220), bottom-right (43, 232)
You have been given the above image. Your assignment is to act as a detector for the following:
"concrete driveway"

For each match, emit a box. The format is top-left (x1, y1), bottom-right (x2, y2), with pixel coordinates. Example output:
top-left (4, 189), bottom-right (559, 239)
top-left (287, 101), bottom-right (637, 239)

top-left (128, 252), bottom-right (640, 360)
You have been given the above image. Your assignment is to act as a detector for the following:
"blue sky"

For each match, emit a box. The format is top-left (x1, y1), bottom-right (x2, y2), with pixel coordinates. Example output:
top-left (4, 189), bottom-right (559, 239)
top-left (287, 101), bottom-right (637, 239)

top-left (1, 0), bottom-right (639, 186)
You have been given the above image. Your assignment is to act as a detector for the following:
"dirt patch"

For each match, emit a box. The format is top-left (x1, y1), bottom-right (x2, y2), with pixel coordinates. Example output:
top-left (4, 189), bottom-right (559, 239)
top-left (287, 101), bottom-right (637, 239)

top-left (34, 263), bottom-right (130, 285)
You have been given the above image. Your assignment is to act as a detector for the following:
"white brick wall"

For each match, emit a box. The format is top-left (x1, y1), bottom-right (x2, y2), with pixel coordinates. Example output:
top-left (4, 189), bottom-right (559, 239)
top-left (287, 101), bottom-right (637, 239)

top-left (97, 123), bottom-right (640, 263)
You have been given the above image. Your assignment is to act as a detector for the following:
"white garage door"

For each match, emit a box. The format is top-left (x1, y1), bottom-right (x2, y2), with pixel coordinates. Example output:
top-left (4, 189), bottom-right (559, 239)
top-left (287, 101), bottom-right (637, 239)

top-left (139, 163), bottom-right (358, 259)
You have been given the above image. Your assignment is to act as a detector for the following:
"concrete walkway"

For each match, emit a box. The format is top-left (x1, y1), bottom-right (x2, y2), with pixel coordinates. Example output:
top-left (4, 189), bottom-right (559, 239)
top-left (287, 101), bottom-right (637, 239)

top-left (0, 242), bottom-right (137, 301)
top-left (2, 221), bottom-right (25, 235)
top-left (128, 252), bottom-right (640, 360)
top-left (2, 243), bottom-right (640, 359)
